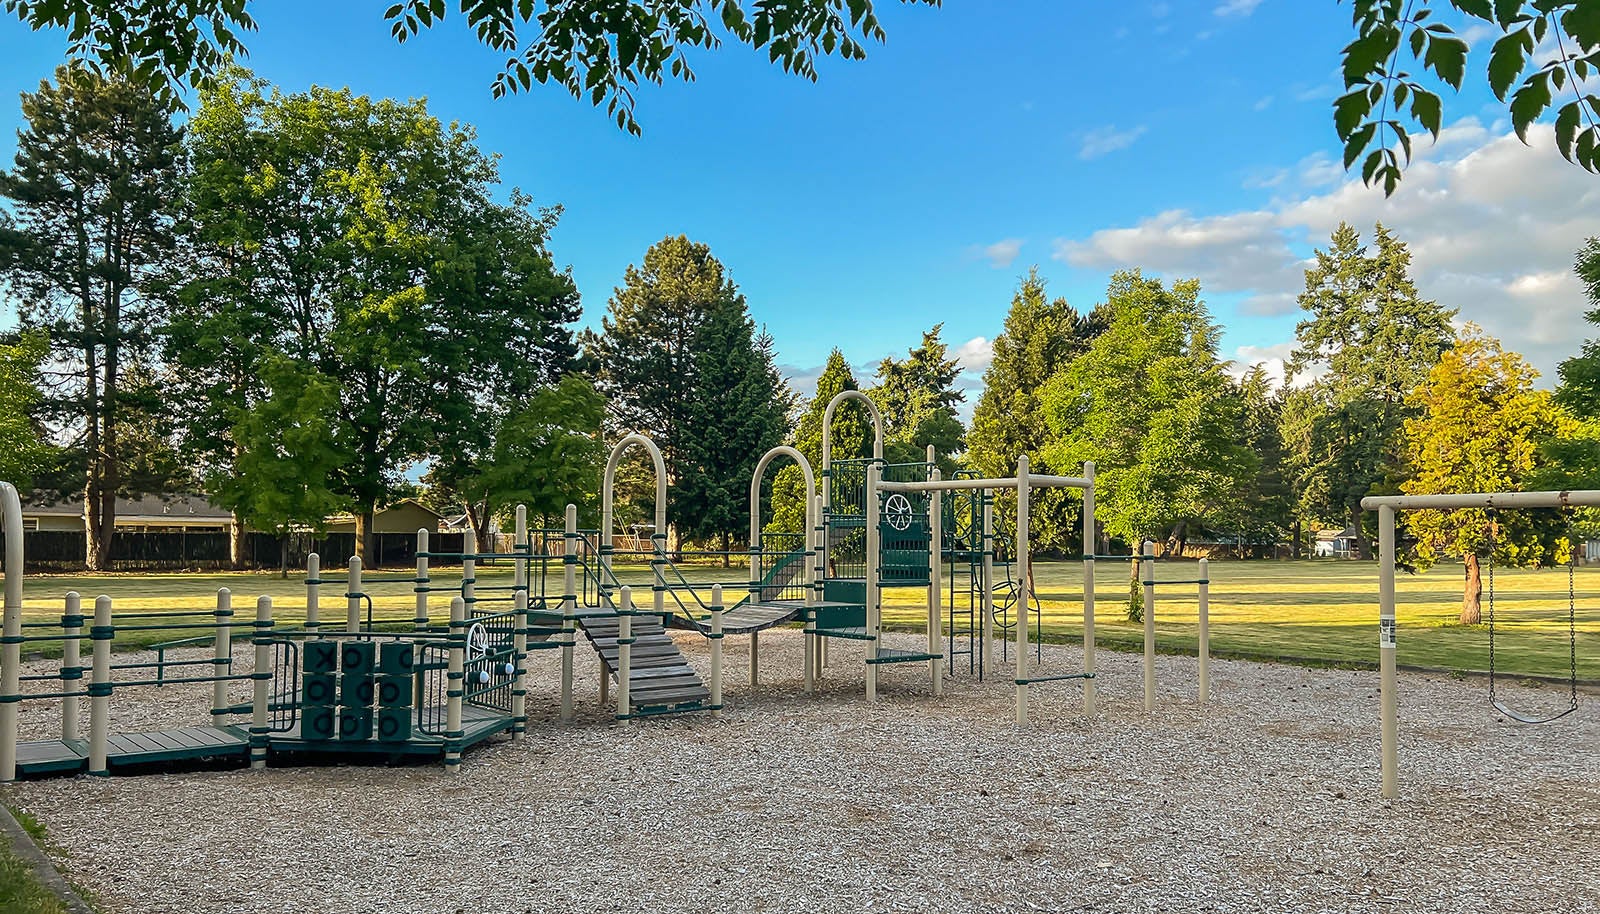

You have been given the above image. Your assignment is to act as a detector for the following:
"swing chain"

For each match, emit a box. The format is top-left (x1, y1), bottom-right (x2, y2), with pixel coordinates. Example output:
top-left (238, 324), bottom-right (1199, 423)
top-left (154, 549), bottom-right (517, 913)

top-left (1485, 505), bottom-right (1580, 724)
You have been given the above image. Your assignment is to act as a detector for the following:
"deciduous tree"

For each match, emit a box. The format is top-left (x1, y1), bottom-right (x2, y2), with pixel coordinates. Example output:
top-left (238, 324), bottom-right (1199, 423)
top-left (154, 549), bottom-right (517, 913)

top-left (1401, 325), bottom-right (1571, 624)
top-left (968, 268), bottom-right (1106, 554)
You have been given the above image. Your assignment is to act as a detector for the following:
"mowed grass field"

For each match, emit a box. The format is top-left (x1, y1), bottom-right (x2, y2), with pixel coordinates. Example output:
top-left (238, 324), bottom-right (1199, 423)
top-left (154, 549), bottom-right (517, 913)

top-left (8, 558), bottom-right (1599, 680)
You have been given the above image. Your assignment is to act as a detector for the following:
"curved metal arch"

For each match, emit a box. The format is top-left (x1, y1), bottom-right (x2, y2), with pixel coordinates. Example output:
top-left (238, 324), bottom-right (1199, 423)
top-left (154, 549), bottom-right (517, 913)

top-left (0, 481), bottom-right (24, 782)
top-left (602, 434), bottom-right (667, 559)
top-left (749, 445), bottom-right (817, 547)
top-left (820, 389), bottom-right (885, 472)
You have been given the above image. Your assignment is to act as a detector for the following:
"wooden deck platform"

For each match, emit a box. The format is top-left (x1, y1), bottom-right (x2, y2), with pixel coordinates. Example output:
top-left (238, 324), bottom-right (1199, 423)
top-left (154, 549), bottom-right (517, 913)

top-left (577, 612), bottom-right (711, 713)
top-left (673, 600), bottom-right (806, 636)
top-left (14, 725), bottom-right (249, 777)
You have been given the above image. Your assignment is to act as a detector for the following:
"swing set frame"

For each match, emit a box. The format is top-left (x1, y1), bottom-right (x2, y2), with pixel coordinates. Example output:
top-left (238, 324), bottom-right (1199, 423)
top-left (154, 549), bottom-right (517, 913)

top-left (1361, 488), bottom-right (1598, 799)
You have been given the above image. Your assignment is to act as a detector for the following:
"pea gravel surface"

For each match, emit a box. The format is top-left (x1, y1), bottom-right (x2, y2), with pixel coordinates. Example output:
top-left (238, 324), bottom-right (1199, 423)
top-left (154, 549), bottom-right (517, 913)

top-left (3, 629), bottom-right (1597, 914)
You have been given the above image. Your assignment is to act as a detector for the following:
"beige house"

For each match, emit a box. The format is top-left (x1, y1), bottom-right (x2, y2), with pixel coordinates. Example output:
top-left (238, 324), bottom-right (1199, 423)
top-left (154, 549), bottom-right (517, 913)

top-left (321, 500), bottom-right (444, 535)
top-left (22, 495), bottom-right (236, 533)
top-left (25, 495), bottom-right (442, 536)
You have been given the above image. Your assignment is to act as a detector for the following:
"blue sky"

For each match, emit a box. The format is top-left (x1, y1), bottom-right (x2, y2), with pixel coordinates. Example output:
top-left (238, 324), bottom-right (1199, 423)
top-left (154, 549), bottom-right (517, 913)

top-left (2, 1), bottom-right (1596, 410)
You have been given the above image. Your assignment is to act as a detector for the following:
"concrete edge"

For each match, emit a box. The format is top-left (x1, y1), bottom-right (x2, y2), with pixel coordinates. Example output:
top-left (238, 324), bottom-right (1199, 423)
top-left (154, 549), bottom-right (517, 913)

top-left (0, 796), bottom-right (98, 914)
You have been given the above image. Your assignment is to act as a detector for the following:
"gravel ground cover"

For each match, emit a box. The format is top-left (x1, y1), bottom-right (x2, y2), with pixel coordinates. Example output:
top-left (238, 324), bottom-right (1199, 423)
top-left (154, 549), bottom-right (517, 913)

top-left (2, 630), bottom-right (1597, 914)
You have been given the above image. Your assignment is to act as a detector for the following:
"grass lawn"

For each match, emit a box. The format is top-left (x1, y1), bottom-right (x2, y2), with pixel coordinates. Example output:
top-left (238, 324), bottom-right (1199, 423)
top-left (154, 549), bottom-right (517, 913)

top-left (9, 557), bottom-right (1598, 680)
top-left (0, 807), bottom-right (72, 914)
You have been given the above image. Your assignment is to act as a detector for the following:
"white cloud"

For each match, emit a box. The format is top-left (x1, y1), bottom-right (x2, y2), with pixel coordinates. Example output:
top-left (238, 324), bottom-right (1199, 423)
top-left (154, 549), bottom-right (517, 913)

top-left (1253, 95), bottom-right (1273, 112)
top-left (955, 336), bottom-right (995, 375)
top-left (1214, 0), bottom-right (1264, 16)
top-left (971, 238), bottom-right (1024, 269)
top-left (1079, 125), bottom-right (1148, 160)
top-left (1050, 118), bottom-right (1600, 378)
top-left (1152, 2), bottom-right (1171, 16)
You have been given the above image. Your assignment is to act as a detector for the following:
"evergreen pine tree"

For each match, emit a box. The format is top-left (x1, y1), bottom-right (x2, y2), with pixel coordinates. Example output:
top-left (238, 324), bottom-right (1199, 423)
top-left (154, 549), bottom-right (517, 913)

top-left (1284, 222), bottom-right (1455, 558)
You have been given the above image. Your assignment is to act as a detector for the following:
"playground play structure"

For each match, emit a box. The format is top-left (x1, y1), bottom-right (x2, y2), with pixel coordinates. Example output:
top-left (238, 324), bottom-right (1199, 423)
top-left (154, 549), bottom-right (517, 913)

top-left (0, 390), bottom-right (1217, 784)
top-left (0, 390), bottom-right (1577, 798)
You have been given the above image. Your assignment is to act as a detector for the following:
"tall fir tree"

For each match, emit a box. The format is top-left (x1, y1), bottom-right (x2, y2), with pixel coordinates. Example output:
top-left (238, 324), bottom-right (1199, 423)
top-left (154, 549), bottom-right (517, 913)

top-left (768, 350), bottom-right (871, 534)
top-left (0, 65), bottom-right (183, 569)
top-left (870, 324), bottom-right (965, 468)
top-left (968, 268), bottom-right (1107, 554)
top-left (1284, 222), bottom-right (1455, 559)
top-left (676, 301), bottom-right (793, 561)
top-left (588, 235), bottom-right (788, 548)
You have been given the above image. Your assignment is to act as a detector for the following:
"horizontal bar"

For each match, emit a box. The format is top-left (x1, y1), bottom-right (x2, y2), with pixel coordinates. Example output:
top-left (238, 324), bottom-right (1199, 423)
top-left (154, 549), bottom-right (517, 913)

top-left (1360, 489), bottom-right (1600, 511)
top-left (878, 475), bottom-right (1091, 493)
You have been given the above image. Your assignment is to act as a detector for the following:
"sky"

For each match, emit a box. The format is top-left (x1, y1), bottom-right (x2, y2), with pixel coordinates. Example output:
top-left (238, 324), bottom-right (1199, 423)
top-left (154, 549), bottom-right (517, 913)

top-left (1, 1), bottom-right (1597, 417)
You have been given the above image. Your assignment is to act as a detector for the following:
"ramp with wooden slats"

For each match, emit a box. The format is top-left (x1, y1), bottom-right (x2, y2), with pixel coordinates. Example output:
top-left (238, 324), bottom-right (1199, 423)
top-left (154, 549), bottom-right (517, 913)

top-left (575, 610), bottom-right (710, 715)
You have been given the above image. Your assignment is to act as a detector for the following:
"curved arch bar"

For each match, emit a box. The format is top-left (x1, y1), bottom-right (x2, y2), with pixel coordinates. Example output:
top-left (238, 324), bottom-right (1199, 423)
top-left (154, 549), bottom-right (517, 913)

top-left (820, 389), bottom-right (885, 470)
top-left (749, 445), bottom-right (817, 546)
top-left (602, 433), bottom-right (668, 560)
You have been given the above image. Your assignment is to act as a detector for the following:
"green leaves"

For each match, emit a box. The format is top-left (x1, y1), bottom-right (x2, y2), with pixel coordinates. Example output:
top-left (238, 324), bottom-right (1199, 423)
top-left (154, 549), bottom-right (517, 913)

top-left (1338, 2), bottom-right (1600, 192)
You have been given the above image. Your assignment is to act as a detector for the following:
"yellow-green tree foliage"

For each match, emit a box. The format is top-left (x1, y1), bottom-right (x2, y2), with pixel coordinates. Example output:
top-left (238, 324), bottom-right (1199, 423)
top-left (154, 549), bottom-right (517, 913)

top-left (1401, 324), bottom-right (1573, 623)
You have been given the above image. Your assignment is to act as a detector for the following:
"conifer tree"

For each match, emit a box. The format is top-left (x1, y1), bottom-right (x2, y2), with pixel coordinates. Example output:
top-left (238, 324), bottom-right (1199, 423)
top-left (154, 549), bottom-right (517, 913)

top-left (0, 65), bottom-right (182, 569)
top-left (870, 324), bottom-right (965, 468)
top-left (1284, 223), bottom-right (1455, 558)
top-left (968, 268), bottom-right (1107, 554)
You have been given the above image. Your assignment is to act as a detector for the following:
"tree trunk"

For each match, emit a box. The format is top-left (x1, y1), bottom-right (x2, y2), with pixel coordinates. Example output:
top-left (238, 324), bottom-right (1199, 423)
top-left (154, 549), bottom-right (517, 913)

top-left (1349, 507), bottom-right (1368, 561)
top-left (354, 510), bottom-right (373, 566)
top-left (721, 531), bottom-right (731, 569)
top-left (1166, 519), bottom-right (1187, 558)
top-left (230, 519), bottom-right (246, 571)
top-left (1292, 518), bottom-right (1302, 560)
top-left (279, 535), bottom-right (289, 579)
top-left (1461, 552), bottom-right (1483, 625)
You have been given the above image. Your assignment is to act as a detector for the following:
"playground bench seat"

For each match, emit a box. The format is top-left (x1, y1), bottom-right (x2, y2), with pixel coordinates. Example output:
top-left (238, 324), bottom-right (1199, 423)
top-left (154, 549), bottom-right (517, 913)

top-left (867, 647), bottom-right (943, 665)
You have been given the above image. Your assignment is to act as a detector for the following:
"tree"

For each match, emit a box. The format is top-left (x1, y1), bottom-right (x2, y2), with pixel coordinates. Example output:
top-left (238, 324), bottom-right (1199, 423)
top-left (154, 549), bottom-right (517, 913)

top-left (1041, 271), bottom-right (1258, 556)
top-left (425, 374), bottom-right (607, 540)
top-left (676, 303), bottom-right (793, 562)
top-left (1231, 365), bottom-right (1295, 550)
top-left (1284, 223), bottom-right (1455, 559)
top-left (1539, 238), bottom-right (1600, 489)
top-left (769, 349), bottom-right (872, 534)
top-left (403, 193), bottom-right (583, 552)
top-left (0, 65), bottom-right (182, 570)
top-left (212, 357), bottom-right (348, 575)
top-left (586, 234), bottom-right (745, 544)
top-left (1337, 2), bottom-right (1600, 194)
top-left (17, 2), bottom-right (1600, 190)
top-left (967, 268), bottom-right (1107, 555)
top-left (0, 330), bottom-right (58, 487)
top-left (1401, 325), bottom-right (1572, 624)
top-left (167, 69), bottom-right (581, 564)
top-left (5, 0), bottom-right (940, 133)
top-left (870, 324), bottom-right (965, 468)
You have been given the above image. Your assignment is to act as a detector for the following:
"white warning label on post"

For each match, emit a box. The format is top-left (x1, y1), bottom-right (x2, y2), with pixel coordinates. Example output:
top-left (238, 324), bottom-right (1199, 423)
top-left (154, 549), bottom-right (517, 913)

top-left (1380, 618), bottom-right (1396, 649)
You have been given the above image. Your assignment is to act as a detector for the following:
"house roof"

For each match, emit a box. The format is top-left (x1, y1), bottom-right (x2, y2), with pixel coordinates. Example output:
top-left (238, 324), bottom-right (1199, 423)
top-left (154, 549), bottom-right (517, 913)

top-left (323, 499), bottom-right (446, 525)
top-left (24, 494), bottom-right (233, 521)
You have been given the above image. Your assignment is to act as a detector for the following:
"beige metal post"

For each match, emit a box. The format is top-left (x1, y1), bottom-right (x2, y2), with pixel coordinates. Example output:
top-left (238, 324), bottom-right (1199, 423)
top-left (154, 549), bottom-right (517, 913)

top-left (0, 482), bottom-right (23, 782)
top-left (512, 505), bottom-right (528, 741)
top-left (981, 493), bottom-right (995, 676)
top-left (750, 501), bottom-right (761, 690)
top-left (250, 596), bottom-right (272, 770)
top-left (617, 586), bottom-right (633, 720)
top-left (61, 592), bottom-right (82, 742)
top-left (1081, 461), bottom-right (1097, 714)
top-left (1142, 539), bottom-right (1156, 712)
top-left (212, 588), bottom-right (233, 728)
top-left (810, 493), bottom-right (824, 686)
top-left (561, 504), bottom-right (577, 720)
top-left (415, 529), bottom-right (430, 630)
top-left (446, 596), bottom-right (465, 774)
top-left (462, 539), bottom-right (476, 629)
top-left (710, 585), bottom-right (724, 718)
top-left (305, 553), bottom-right (320, 633)
top-left (346, 556), bottom-right (362, 633)
top-left (865, 463), bottom-right (881, 701)
top-left (88, 595), bottom-right (111, 776)
top-left (928, 468), bottom-right (944, 697)
top-left (1197, 557), bottom-right (1210, 704)
top-left (1379, 505), bottom-right (1398, 799)
top-left (1015, 455), bottom-right (1031, 725)
top-left (815, 493), bottom-right (829, 675)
